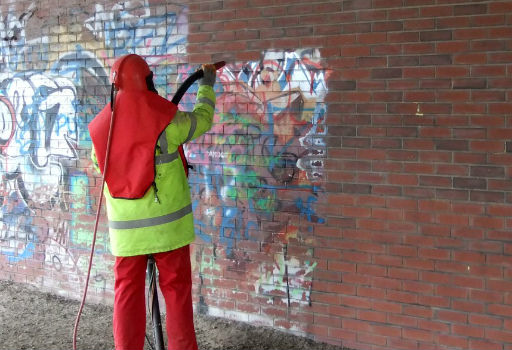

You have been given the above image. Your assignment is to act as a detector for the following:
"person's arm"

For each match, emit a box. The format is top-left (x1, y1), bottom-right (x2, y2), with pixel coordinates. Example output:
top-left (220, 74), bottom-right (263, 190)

top-left (166, 64), bottom-right (217, 145)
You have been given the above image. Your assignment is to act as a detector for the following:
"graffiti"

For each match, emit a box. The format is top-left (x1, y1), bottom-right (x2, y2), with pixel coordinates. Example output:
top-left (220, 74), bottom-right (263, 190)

top-left (0, 0), bottom-right (79, 220)
top-left (0, 3), bottom-right (86, 273)
top-left (83, 0), bottom-right (191, 102)
top-left (186, 49), bottom-right (328, 181)
top-left (44, 236), bottom-right (112, 291)
top-left (85, 0), bottom-right (187, 56)
top-left (84, 0), bottom-right (188, 95)
top-left (0, 71), bottom-right (79, 264)
top-left (0, 2), bottom-right (39, 71)
top-left (45, 238), bottom-right (73, 272)
top-left (257, 251), bottom-right (317, 306)
top-left (0, 0), bottom-right (329, 315)
top-left (296, 195), bottom-right (325, 227)
top-left (0, 73), bottom-right (78, 208)
top-left (181, 50), bottom-right (329, 309)
top-left (187, 50), bottom-right (328, 255)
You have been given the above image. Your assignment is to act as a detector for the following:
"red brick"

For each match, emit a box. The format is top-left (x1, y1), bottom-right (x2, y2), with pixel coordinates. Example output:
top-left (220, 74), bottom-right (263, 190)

top-left (490, 1), bottom-right (512, 13)
top-left (418, 247), bottom-right (450, 260)
top-left (358, 286), bottom-right (386, 299)
top-left (357, 310), bottom-right (387, 323)
top-left (453, 251), bottom-right (486, 264)
top-left (372, 324), bottom-right (402, 337)
top-left (358, 332), bottom-right (387, 346)
top-left (486, 329), bottom-right (512, 343)
top-left (419, 295), bottom-right (450, 308)
top-left (488, 304), bottom-right (512, 317)
top-left (404, 18), bottom-right (435, 30)
top-left (403, 328), bottom-right (433, 342)
top-left (437, 66), bottom-right (470, 78)
top-left (472, 216), bottom-right (505, 229)
top-left (436, 285), bottom-right (468, 299)
top-left (418, 319), bottom-right (449, 333)
top-left (487, 254), bottom-right (512, 266)
top-left (453, 300), bottom-right (485, 313)
top-left (437, 310), bottom-right (468, 323)
top-left (438, 334), bottom-right (468, 349)
top-left (343, 319), bottom-right (372, 333)
top-left (327, 327), bottom-right (356, 342)
top-left (453, 324), bottom-right (485, 338)
top-left (437, 41), bottom-right (469, 53)
top-left (314, 314), bottom-right (342, 327)
top-left (469, 314), bottom-right (503, 328)
top-left (329, 305), bottom-right (357, 318)
top-left (469, 340), bottom-right (503, 350)
top-left (387, 291), bottom-right (418, 304)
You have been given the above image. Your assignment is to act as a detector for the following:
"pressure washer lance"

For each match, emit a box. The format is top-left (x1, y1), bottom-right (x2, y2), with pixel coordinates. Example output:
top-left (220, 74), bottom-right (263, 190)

top-left (72, 62), bottom-right (225, 350)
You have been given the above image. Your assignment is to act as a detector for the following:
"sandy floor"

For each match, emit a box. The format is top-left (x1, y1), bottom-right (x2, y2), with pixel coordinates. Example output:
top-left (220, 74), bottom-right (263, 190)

top-left (0, 280), bottom-right (349, 350)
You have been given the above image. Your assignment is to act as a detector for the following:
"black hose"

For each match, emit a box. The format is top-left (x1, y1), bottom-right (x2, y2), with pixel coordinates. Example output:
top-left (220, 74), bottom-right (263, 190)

top-left (171, 61), bottom-right (225, 105)
top-left (147, 256), bottom-right (165, 350)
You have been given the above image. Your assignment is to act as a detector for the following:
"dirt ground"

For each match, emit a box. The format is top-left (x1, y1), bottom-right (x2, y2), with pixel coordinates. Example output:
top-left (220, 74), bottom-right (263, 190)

top-left (0, 280), bottom-right (350, 350)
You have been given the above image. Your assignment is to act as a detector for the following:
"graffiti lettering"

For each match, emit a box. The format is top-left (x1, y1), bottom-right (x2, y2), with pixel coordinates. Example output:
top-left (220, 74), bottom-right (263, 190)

top-left (0, 1), bottom-right (329, 314)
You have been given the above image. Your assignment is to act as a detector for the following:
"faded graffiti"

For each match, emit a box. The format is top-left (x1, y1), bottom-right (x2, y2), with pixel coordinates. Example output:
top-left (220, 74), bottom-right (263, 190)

top-left (0, 2), bottom-right (108, 287)
top-left (186, 50), bottom-right (328, 180)
top-left (0, 0), bottom-right (329, 312)
top-left (0, 71), bottom-right (79, 264)
top-left (187, 50), bottom-right (328, 249)
top-left (183, 50), bottom-right (328, 310)
top-left (84, 0), bottom-right (188, 98)
top-left (84, 1), bottom-right (187, 57)
top-left (257, 251), bottom-right (317, 306)
top-left (0, 2), bottom-right (40, 71)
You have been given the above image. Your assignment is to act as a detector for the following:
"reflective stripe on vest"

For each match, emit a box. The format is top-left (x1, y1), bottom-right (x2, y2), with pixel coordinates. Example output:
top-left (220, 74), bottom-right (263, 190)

top-left (155, 152), bottom-right (179, 165)
top-left (197, 97), bottom-right (215, 109)
top-left (184, 113), bottom-right (197, 143)
top-left (155, 130), bottom-right (175, 164)
top-left (154, 112), bottom-right (198, 165)
top-left (109, 203), bottom-right (192, 229)
top-left (159, 129), bottom-right (169, 153)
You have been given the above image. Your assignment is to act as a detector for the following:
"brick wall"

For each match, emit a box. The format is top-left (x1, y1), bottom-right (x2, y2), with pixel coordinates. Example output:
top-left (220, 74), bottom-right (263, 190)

top-left (0, 0), bottom-right (511, 349)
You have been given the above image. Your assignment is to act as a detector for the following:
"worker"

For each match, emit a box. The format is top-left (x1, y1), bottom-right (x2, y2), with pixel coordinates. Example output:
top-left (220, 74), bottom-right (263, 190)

top-left (88, 54), bottom-right (217, 350)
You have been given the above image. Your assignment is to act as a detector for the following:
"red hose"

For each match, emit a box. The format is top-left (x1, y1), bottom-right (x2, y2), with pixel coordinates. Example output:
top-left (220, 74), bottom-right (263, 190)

top-left (72, 88), bottom-right (117, 350)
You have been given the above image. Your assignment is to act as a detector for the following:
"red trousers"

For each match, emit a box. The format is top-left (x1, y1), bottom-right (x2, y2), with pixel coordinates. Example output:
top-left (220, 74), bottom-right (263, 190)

top-left (113, 245), bottom-right (198, 350)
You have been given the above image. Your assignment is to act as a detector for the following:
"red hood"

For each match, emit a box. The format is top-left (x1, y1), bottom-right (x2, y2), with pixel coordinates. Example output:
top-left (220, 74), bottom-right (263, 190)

top-left (88, 90), bottom-right (177, 199)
